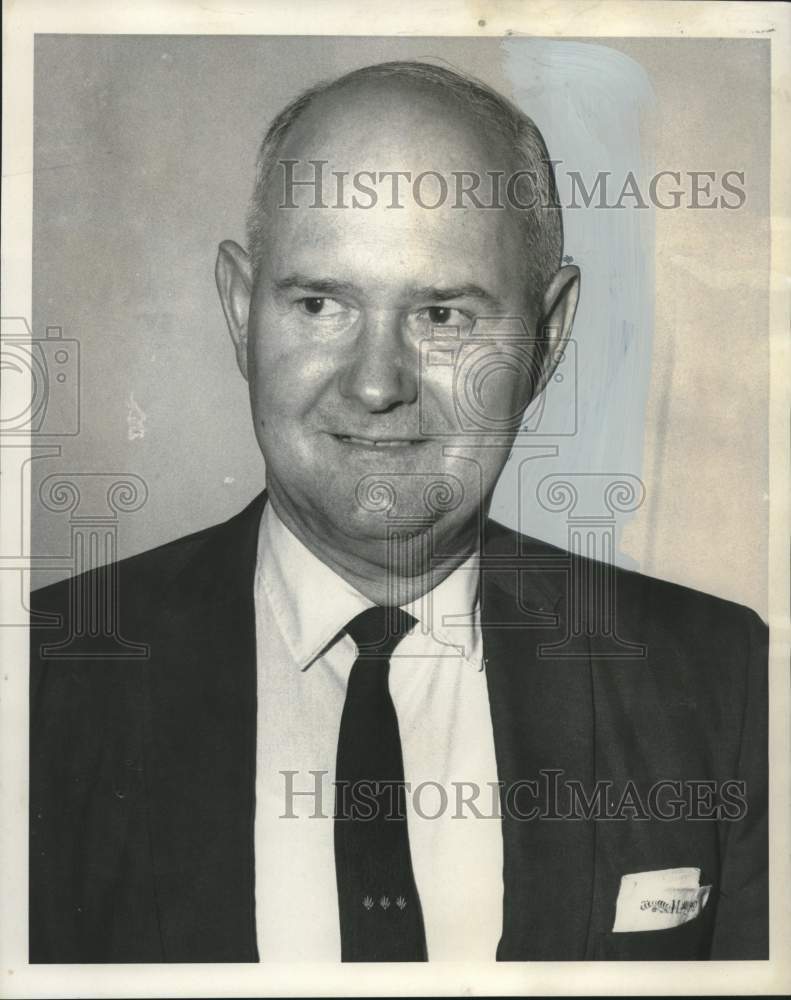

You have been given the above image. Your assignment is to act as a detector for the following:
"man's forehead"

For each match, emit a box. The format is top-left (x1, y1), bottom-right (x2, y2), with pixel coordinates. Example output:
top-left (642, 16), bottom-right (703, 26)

top-left (263, 178), bottom-right (524, 276)
top-left (257, 201), bottom-right (528, 312)
top-left (254, 78), bottom-right (531, 302)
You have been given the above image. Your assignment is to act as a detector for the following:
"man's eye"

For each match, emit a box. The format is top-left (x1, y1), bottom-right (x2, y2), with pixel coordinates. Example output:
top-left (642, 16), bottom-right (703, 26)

top-left (427, 306), bottom-right (453, 325)
top-left (298, 297), bottom-right (345, 316)
top-left (420, 306), bottom-right (468, 327)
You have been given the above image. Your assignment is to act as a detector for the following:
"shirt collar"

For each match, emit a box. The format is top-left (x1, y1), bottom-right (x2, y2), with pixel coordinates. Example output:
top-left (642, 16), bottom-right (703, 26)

top-left (256, 501), bottom-right (480, 671)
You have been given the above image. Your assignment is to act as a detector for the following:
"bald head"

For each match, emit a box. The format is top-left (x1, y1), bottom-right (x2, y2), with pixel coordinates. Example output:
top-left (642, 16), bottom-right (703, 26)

top-left (245, 61), bottom-right (563, 308)
top-left (276, 74), bottom-right (510, 177)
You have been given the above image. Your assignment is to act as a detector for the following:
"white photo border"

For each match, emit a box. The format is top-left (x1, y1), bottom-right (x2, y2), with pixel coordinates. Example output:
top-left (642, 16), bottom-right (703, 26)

top-left (2, 1), bottom-right (789, 997)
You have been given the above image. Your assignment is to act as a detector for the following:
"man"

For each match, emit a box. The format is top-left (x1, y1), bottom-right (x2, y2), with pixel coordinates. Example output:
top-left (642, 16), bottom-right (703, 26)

top-left (29, 61), bottom-right (768, 963)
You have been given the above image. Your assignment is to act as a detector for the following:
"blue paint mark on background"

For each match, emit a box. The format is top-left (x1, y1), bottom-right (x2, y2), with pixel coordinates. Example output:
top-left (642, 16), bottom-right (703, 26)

top-left (490, 40), bottom-right (656, 570)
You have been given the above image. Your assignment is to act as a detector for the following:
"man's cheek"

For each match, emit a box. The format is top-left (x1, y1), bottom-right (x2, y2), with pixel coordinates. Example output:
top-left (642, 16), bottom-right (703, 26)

top-left (418, 369), bottom-right (461, 434)
top-left (253, 358), bottom-right (319, 415)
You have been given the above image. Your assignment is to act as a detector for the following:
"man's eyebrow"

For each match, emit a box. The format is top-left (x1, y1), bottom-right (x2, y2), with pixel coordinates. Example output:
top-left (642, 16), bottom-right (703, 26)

top-left (273, 274), bottom-right (359, 297)
top-left (409, 284), bottom-right (502, 307)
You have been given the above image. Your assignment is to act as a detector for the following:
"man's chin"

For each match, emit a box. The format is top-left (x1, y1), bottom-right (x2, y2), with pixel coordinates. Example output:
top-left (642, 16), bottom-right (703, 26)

top-left (335, 504), bottom-right (438, 543)
top-left (334, 498), bottom-right (480, 560)
top-left (315, 497), bottom-right (456, 558)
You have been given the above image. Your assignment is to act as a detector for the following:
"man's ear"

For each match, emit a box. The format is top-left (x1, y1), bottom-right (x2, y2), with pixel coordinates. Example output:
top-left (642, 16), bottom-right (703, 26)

top-left (215, 240), bottom-right (254, 380)
top-left (533, 264), bottom-right (581, 394)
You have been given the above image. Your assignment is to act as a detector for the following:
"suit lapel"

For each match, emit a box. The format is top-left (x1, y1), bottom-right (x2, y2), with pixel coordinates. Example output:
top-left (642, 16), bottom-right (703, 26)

top-left (481, 527), bottom-right (596, 960)
top-left (143, 493), bottom-right (267, 961)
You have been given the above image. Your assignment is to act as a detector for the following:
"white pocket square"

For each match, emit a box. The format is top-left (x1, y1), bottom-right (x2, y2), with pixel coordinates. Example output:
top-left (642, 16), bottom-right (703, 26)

top-left (612, 867), bottom-right (711, 933)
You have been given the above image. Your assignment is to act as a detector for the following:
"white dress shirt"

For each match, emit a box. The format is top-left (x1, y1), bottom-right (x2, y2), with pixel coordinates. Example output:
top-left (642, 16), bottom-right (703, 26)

top-left (254, 501), bottom-right (503, 961)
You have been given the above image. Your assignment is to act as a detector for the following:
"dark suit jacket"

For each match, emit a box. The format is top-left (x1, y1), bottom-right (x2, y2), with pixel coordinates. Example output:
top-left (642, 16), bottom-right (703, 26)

top-left (29, 491), bottom-right (768, 962)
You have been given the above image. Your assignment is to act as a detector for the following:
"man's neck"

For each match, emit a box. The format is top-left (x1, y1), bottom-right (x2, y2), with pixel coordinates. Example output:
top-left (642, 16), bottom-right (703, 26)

top-left (265, 489), bottom-right (481, 607)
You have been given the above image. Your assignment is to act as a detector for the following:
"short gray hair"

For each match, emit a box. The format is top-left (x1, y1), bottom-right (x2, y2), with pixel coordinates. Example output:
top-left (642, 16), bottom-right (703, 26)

top-left (246, 60), bottom-right (563, 306)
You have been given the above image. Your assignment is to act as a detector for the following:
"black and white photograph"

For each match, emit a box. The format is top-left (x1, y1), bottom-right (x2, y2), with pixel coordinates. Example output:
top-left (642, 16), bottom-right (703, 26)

top-left (1, 1), bottom-right (788, 997)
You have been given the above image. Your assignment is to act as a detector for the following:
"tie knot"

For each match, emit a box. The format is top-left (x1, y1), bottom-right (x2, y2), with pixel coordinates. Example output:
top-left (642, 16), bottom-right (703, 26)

top-left (345, 605), bottom-right (416, 658)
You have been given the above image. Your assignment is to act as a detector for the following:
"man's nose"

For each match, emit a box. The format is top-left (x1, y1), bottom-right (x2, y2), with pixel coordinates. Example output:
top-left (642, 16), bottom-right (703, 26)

top-left (338, 310), bottom-right (418, 412)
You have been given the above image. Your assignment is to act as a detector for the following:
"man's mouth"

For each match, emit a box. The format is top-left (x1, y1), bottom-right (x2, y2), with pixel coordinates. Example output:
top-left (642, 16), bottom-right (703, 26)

top-left (333, 434), bottom-right (427, 448)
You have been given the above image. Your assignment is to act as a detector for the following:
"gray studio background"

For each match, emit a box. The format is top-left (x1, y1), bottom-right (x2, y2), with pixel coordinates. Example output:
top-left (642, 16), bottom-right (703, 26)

top-left (31, 35), bottom-right (769, 615)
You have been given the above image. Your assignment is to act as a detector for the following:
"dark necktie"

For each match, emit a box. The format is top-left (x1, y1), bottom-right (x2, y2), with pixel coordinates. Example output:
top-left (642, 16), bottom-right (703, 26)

top-left (334, 605), bottom-right (428, 961)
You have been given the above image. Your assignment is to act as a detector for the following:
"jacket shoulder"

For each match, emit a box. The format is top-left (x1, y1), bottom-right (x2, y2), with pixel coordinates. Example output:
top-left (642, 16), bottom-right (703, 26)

top-left (31, 515), bottom-right (227, 615)
top-left (484, 516), bottom-right (767, 672)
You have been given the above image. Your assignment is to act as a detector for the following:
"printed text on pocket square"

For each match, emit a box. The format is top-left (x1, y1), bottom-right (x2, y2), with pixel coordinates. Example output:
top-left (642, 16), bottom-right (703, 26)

top-left (640, 898), bottom-right (700, 915)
